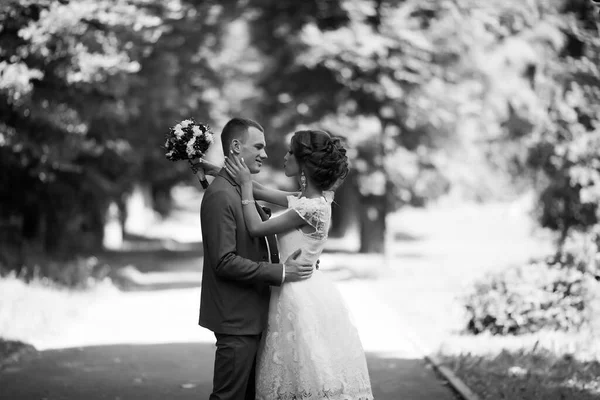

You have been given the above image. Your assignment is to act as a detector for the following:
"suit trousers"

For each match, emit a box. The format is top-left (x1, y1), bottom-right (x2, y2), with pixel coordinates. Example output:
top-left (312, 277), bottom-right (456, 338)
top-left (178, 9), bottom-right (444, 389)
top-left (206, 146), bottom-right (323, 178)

top-left (210, 333), bottom-right (262, 400)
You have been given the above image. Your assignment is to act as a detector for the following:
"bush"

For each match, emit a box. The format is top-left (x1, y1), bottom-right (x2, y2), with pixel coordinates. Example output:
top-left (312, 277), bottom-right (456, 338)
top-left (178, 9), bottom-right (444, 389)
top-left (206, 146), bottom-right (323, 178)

top-left (465, 260), bottom-right (598, 335)
top-left (0, 338), bottom-right (37, 369)
top-left (529, 131), bottom-right (600, 242)
top-left (551, 227), bottom-right (600, 278)
top-left (0, 256), bottom-right (111, 290)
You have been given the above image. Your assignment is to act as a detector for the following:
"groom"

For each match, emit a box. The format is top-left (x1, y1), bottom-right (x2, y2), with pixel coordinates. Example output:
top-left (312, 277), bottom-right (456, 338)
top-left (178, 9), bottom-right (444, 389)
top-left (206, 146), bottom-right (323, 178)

top-left (199, 117), bottom-right (314, 400)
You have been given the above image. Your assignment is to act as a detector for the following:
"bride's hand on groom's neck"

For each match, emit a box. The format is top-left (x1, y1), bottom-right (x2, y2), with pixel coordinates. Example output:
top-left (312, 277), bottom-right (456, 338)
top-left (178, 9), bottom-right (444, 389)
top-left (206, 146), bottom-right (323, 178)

top-left (224, 151), bottom-right (251, 185)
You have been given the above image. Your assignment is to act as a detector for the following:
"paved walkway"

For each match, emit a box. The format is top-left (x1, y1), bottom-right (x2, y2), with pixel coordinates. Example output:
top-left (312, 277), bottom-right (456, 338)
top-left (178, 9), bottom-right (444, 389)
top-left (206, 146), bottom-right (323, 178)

top-left (0, 280), bottom-right (458, 399)
top-left (0, 345), bottom-right (455, 399)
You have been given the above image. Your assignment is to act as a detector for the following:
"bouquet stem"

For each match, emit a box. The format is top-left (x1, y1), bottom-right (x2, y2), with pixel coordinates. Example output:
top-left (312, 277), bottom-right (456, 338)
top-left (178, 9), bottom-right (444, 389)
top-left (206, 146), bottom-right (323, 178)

top-left (189, 159), bottom-right (209, 189)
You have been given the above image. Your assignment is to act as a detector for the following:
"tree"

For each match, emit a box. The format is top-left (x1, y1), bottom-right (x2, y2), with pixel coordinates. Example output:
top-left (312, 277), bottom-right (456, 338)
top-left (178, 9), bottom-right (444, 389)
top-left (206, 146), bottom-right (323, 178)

top-left (0, 0), bottom-right (166, 258)
top-left (122, 1), bottom-right (240, 216)
top-left (467, 0), bottom-right (600, 243)
top-left (523, 0), bottom-right (600, 244)
top-left (242, 0), bottom-right (521, 252)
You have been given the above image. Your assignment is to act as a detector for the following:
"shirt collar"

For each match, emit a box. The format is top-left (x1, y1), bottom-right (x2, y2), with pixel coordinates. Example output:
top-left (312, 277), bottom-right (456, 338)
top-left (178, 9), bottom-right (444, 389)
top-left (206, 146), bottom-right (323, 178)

top-left (218, 168), bottom-right (241, 196)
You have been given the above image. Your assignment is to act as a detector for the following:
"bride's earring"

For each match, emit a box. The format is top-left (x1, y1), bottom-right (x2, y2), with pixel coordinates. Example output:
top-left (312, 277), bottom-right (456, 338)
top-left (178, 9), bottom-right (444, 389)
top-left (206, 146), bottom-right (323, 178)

top-left (300, 171), bottom-right (307, 192)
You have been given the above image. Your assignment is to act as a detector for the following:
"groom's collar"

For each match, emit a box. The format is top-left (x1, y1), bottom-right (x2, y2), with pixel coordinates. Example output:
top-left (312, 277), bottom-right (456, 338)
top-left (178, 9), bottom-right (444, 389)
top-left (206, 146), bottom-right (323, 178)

top-left (218, 168), bottom-right (242, 196)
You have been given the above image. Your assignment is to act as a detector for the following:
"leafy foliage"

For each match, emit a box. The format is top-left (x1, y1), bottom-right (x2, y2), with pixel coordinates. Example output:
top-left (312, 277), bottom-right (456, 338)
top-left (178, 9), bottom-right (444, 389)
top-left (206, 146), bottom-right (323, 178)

top-left (246, 0), bottom-right (476, 196)
top-left (242, 0), bottom-right (526, 250)
top-left (0, 0), bottom-right (164, 254)
top-left (1, 0), bottom-right (598, 261)
top-left (0, 0), bottom-right (233, 256)
top-left (465, 225), bottom-right (600, 336)
top-left (465, 0), bottom-right (600, 337)
top-left (465, 260), bottom-right (598, 335)
top-left (552, 227), bottom-right (600, 279)
top-left (499, 0), bottom-right (600, 241)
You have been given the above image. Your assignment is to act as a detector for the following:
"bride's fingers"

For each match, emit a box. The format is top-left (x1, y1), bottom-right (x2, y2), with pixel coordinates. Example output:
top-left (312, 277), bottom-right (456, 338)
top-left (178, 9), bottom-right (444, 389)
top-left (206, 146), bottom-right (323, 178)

top-left (225, 165), bottom-right (236, 176)
top-left (226, 152), bottom-right (239, 166)
top-left (229, 149), bottom-right (240, 161)
top-left (227, 152), bottom-right (249, 172)
top-left (224, 159), bottom-right (235, 170)
top-left (231, 153), bottom-right (242, 167)
top-left (231, 151), bottom-right (245, 167)
top-left (225, 160), bottom-right (241, 176)
top-left (224, 157), bottom-right (236, 169)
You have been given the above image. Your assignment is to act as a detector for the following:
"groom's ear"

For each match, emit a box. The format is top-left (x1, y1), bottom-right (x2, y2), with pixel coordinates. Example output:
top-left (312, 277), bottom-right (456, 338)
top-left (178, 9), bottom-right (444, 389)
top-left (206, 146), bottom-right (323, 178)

top-left (231, 139), bottom-right (242, 154)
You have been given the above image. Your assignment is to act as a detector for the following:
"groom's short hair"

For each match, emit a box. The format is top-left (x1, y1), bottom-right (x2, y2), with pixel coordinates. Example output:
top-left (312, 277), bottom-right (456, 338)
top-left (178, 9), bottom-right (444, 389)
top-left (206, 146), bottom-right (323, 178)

top-left (221, 118), bottom-right (264, 155)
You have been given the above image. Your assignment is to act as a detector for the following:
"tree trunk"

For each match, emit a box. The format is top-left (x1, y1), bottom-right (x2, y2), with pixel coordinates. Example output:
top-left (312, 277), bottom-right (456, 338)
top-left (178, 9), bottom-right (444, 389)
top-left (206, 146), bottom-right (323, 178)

top-left (85, 204), bottom-right (107, 252)
top-left (329, 170), bottom-right (360, 238)
top-left (0, 220), bottom-right (24, 271)
top-left (43, 205), bottom-right (63, 255)
top-left (358, 194), bottom-right (387, 253)
top-left (330, 169), bottom-right (388, 254)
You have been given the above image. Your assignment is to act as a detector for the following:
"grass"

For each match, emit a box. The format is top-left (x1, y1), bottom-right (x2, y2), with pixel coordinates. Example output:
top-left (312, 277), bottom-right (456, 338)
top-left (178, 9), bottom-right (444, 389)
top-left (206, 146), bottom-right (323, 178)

top-left (0, 338), bottom-right (36, 370)
top-left (436, 296), bottom-right (600, 399)
top-left (439, 346), bottom-right (600, 399)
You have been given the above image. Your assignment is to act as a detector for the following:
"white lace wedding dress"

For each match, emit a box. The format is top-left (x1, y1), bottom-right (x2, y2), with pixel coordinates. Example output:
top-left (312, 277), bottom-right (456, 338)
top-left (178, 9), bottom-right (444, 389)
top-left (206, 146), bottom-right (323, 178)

top-left (256, 191), bottom-right (373, 400)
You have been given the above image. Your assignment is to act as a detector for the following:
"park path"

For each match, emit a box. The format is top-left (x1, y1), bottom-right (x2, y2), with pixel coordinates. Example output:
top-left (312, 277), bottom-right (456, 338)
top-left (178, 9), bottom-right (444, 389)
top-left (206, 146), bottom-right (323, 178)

top-left (0, 278), bottom-right (458, 399)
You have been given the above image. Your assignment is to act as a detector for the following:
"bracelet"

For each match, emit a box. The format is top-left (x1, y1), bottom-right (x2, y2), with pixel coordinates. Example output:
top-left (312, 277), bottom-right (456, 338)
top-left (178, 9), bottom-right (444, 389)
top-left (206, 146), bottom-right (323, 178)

top-left (241, 199), bottom-right (256, 206)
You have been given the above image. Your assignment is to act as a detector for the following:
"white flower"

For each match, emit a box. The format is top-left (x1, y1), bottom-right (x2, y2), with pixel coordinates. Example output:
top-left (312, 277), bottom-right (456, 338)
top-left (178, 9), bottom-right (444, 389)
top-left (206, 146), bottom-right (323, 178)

top-left (508, 366), bottom-right (528, 377)
top-left (186, 137), bottom-right (197, 157)
top-left (166, 150), bottom-right (174, 157)
top-left (181, 119), bottom-right (192, 128)
top-left (580, 187), bottom-right (600, 204)
top-left (174, 127), bottom-right (184, 138)
top-left (192, 126), bottom-right (202, 137)
top-left (201, 131), bottom-right (214, 144)
top-left (174, 123), bottom-right (182, 130)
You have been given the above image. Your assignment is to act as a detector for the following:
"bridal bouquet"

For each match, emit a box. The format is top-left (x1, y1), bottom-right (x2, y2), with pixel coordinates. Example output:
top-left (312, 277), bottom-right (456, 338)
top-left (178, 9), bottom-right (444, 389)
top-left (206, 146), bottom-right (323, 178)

top-left (164, 118), bottom-right (214, 188)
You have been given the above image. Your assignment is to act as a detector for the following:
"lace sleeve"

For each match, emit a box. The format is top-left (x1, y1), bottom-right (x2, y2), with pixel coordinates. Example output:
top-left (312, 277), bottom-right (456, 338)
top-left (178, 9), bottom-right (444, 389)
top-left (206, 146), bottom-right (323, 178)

top-left (286, 194), bottom-right (331, 240)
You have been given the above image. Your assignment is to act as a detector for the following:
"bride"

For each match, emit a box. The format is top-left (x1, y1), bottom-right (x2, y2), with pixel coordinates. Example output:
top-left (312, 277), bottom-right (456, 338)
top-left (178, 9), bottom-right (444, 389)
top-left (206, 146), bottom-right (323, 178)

top-left (221, 129), bottom-right (373, 399)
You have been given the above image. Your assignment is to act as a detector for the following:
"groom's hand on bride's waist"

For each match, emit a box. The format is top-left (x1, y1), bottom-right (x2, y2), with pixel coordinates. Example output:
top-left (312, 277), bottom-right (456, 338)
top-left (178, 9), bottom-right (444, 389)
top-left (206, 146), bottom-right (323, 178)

top-left (282, 249), bottom-right (314, 283)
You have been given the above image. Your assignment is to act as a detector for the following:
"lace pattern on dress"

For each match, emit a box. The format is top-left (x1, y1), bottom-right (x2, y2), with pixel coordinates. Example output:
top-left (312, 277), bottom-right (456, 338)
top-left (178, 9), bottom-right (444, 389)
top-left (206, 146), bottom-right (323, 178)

top-left (287, 191), bottom-right (334, 240)
top-left (256, 278), bottom-right (374, 400)
top-left (256, 189), bottom-right (373, 400)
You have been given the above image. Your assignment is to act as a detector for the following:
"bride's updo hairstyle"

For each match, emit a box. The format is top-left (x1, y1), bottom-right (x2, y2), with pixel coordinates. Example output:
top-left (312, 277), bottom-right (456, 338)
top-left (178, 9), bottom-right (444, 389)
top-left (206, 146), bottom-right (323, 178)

top-left (290, 129), bottom-right (349, 191)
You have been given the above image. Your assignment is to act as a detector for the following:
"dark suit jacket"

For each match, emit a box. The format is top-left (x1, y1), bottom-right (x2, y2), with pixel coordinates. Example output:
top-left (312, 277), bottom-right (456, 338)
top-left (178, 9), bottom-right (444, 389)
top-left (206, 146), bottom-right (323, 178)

top-left (199, 169), bottom-right (283, 335)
